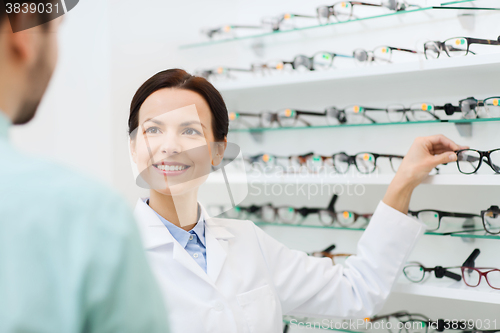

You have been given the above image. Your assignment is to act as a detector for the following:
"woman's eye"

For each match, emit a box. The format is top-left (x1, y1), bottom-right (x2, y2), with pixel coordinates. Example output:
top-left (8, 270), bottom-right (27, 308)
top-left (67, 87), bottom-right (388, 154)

top-left (145, 127), bottom-right (161, 134)
top-left (183, 128), bottom-right (202, 136)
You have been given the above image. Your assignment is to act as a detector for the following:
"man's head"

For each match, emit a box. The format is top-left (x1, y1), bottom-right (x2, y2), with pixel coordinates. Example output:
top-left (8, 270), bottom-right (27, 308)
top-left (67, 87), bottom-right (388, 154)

top-left (0, 1), bottom-right (61, 124)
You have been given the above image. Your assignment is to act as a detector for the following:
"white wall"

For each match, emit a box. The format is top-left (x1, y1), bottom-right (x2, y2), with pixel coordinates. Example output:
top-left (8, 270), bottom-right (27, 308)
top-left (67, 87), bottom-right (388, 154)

top-left (10, 0), bottom-right (113, 184)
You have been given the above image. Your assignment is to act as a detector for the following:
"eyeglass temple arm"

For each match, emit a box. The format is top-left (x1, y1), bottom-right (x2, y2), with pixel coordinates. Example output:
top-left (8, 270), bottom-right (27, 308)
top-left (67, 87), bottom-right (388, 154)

top-left (352, 1), bottom-right (383, 7)
top-left (225, 67), bottom-right (253, 73)
top-left (233, 112), bottom-right (261, 117)
top-left (326, 194), bottom-right (339, 211)
top-left (441, 212), bottom-right (481, 219)
top-left (322, 244), bottom-right (337, 252)
top-left (333, 53), bottom-right (355, 59)
top-left (295, 110), bottom-right (327, 127)
top-left (288, 13), bottom-right (317, 19)
top-left (468, 37), bottom-right (500, 46)
top-left (370, 311), bottom-right (411, 322)
top-left (376, 154), bottom-right (405, 158)
top-left (462, 248), bottom-right (481, 268)
top-left (229, 25), bottom-right (264, 30)
top-left (440, 228), bottom-right (490, 235)
top-left (390, 46), bottom-right (419, 54)
top-left (482, 158), bottom-right (500, 173)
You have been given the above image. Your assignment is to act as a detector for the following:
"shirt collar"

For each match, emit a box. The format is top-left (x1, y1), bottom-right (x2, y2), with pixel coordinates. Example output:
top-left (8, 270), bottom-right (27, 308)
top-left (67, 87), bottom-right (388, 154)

top-left (0, 111), bottom-right (11, 141)
top-left (143, 198), bottom-right (206, 248)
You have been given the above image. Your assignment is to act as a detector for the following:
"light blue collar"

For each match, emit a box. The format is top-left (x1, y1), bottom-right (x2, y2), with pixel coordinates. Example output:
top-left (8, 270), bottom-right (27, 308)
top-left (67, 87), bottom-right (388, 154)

top-left (143, 198), bottom-right (206, 248)
top-left (0, 111), bottom-right (11, 141)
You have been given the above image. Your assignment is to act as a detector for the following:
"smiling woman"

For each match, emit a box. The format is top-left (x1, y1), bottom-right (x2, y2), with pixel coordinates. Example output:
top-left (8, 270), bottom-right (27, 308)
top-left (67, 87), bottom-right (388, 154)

top-left (127, 69), bottom-right (464, 333)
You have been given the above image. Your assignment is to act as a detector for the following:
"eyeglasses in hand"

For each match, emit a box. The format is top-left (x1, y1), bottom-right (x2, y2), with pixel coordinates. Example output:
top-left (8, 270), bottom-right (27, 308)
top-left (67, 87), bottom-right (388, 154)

top-left (455, 148), bottom-right (500, 174)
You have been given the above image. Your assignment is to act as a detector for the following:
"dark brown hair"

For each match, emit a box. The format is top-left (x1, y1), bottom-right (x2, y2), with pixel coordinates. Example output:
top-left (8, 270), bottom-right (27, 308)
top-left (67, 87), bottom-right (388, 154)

top-left (129, 69), bottom-right (229, 141)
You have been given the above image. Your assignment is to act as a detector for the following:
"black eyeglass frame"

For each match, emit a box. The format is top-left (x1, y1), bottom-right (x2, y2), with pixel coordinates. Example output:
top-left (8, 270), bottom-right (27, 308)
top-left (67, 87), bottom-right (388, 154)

top-left (407, 209), bottom-right (481, 232)
top-left (423, 36), bottom-right (500, 59)
top-left (455, 148), bottom-right (500, 174)
top-left (332, 152), bottom-right (404, 174)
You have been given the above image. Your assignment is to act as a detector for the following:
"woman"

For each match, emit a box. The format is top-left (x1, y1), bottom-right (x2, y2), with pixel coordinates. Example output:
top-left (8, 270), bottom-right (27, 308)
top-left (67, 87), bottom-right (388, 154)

top-left (128, 69), bottom-right (465, 333)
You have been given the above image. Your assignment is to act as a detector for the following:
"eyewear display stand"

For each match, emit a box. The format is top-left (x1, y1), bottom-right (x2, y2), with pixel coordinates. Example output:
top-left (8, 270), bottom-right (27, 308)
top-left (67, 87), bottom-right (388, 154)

top-left (193, 0), bottom-right (500, 326)
top-left (180, 0), bottom-right (477, 49)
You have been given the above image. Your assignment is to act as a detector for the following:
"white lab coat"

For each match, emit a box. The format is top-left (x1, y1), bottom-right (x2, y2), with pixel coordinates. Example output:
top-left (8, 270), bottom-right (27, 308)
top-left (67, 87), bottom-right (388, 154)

top-left (134, 199), bottom-right (425, 333)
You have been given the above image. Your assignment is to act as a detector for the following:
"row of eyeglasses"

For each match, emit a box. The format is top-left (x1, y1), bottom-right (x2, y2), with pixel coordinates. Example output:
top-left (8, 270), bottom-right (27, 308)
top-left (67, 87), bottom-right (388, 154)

top-left (210, 194), bottom-right (500, 234)
top-left (201, 0), bottom-right (420, 39)
top-left (312, 246), bottom-right (500, 289)
top-left (240, 151), bottom-right (404, 174)
top-left (228, 98), bottom-right (500, 129)
top-left (239, 148), bottom-right (500, 175)
top-left (208, 194), bottom-right (373, 226)
top-left (196, 36), bottom-right (500, 79)
top-left (403, 249), bottom-right (500, 290)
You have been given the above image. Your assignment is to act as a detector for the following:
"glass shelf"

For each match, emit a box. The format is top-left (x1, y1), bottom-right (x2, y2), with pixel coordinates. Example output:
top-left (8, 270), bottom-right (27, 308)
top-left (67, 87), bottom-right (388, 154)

top-left (255, 222), bottom-right (500, 240)
top-left (228, 117), bottom-right (500, 133)
top-left (180, 0), bottom-right (476, 49)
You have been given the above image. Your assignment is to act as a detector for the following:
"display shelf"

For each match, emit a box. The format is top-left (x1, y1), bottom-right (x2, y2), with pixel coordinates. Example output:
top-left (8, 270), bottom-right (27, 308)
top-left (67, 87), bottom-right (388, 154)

top-left (206, 173), bottom-right (500, 186)
top-left (213, 54), bottom-right (500, 94)
top-left (255, 222), bottom-right (367, 232)
top-left (393, 279), bottom-right (500, 304)
top-left (228, 117), bottom-right (500, 133)
top-left (179, 0), bottom-right (476, 49)
top-left (254, 222), bottom-right (500, 240)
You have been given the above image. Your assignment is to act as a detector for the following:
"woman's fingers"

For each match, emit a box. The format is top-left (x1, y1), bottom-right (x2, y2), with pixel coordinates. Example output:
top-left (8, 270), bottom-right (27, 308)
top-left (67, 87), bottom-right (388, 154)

top-left (425, 135), bottom-right (468, 155)
top-left (430, 151), bottom-right (458, 167)
top-left (425, 134), bottom-right (465, 152)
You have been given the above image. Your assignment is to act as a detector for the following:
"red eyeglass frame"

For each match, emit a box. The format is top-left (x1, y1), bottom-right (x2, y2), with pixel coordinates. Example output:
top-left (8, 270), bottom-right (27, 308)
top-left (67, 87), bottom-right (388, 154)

top-left (461, 266), bottom-right (500, 290)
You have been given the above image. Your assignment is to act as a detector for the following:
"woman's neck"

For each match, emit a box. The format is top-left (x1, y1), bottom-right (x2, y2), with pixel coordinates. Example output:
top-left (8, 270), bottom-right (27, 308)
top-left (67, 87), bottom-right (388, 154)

top-left (149, 189), bottom-right (199, 231)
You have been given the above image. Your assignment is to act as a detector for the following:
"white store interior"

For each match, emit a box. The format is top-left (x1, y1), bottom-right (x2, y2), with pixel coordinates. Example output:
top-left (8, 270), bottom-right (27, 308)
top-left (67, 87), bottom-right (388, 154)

top-left (9, 0), bottom-right (500, 331)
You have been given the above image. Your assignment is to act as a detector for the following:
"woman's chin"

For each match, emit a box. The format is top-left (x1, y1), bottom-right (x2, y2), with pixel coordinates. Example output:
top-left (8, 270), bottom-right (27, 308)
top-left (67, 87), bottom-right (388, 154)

top-left (154, 174), bottom-right (209, 196)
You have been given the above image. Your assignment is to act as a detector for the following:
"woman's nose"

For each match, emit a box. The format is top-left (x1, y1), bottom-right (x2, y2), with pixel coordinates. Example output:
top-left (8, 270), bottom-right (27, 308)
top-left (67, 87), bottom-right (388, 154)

top-left (159, 134), bottom-right (182, 156)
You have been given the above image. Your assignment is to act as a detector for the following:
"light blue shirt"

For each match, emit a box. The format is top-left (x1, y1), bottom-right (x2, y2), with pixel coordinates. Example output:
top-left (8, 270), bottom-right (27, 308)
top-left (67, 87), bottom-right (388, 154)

top-left (0, 111), bottom-right (169, 333)
top-left (145, 199), bottom-right (207, 273)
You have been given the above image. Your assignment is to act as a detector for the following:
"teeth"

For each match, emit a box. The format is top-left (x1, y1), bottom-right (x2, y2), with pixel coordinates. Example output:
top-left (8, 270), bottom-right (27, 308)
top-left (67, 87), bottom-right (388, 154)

top-left (156, 164), bottom-right (187, 172)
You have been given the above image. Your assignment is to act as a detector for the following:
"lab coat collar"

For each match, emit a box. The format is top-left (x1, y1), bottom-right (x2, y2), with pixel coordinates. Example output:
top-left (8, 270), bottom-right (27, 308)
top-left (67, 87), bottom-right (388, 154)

top-left (134, 198), bottom-right (235, 284)
top-left (0, 111), bottom-right (11, 141)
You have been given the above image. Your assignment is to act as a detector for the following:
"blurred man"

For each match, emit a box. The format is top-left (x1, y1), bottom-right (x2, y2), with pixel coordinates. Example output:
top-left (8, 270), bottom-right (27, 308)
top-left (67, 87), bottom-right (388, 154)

top-left (0, 1), bottom-right (169, 332)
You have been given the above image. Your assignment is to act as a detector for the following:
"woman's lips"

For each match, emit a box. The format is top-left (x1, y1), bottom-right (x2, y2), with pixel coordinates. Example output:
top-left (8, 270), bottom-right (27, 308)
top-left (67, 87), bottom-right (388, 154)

top-left (152, 163), bottom-right (191, 176)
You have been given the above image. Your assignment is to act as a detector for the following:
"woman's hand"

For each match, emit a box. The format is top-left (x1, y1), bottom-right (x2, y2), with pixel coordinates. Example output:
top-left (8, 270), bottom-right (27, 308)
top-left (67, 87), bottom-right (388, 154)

top-left (383, 135), bottom-right (468, 214)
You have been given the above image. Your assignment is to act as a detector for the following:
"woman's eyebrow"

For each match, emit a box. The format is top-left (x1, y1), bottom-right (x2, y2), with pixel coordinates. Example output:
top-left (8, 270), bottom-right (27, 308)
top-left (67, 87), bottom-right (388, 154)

top-left (143, 118), bottom-right (164, 126)
top-left (180, 120), bottom-right (206, 129)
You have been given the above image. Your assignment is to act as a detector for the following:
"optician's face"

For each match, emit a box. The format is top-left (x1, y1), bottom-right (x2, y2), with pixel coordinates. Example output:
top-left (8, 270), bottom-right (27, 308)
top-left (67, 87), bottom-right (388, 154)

top-left (130, 88), bottom-right (222, 196)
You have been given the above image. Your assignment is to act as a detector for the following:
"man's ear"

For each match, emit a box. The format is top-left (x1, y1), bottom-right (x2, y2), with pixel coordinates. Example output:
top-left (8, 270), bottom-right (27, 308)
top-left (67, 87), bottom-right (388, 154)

top-left (6, 19), bottom-right (41, 66)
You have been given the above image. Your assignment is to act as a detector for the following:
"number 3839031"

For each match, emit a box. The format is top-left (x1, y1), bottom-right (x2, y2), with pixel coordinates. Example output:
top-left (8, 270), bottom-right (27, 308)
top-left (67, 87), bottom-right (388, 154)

top-left (5, 2), bottom-right (60, 14)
